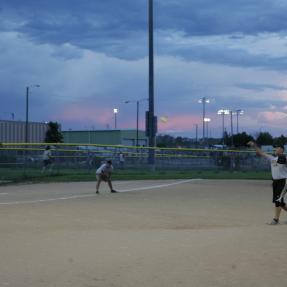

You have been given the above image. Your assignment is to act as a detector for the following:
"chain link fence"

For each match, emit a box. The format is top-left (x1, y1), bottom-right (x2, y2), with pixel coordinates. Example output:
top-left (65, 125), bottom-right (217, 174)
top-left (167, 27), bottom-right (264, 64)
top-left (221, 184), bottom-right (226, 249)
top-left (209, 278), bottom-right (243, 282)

top-left (0, 143), bottom-right (270, 173)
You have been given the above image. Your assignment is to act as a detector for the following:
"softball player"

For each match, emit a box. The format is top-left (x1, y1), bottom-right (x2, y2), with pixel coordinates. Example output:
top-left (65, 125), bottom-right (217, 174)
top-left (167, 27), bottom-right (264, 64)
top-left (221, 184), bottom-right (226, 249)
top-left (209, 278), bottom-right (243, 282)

top-left (248, 141), bottom-right (287, 224)
top-left (95, 160), bottom-right (117, 194)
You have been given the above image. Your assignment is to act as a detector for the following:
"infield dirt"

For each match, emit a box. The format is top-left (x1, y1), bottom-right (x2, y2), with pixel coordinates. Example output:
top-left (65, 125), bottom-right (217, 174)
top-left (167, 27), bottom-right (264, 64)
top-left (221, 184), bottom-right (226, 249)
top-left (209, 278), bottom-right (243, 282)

top-left (0, 179), bottom-right (286, 287)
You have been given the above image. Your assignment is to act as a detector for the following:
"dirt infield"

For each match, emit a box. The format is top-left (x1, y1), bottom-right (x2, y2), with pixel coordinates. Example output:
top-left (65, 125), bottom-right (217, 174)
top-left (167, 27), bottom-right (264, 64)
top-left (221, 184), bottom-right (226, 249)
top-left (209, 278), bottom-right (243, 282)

top-left (0, 179), bottom-right (287, 287)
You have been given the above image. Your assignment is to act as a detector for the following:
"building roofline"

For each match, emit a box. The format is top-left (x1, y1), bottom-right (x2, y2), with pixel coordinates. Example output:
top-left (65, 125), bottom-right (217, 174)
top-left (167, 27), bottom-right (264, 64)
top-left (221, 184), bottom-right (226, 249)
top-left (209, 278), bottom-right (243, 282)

top-left (62, 129), bottom-right (145, 132)
top-left (0, 120), bottom-right (48, 124)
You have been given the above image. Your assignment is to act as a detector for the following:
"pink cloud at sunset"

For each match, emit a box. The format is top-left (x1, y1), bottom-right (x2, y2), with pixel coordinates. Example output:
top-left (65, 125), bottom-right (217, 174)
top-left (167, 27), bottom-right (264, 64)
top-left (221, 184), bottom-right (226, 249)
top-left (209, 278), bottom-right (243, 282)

top-left (157, 114), bottom-right (201, 133)
top-left (53, 103), bottom-right (113, 127)
top-left (257, 111), bottom-right (287, 123)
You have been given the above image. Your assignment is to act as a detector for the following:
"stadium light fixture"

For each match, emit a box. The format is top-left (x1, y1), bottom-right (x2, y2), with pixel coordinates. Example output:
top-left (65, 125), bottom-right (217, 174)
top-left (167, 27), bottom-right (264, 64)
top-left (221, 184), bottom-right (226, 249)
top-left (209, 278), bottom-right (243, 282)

top-left (217, 109), bottom-right (230, 145)
top-left (113, 108), bottom-right (118, 129)
top-left (235, 109), bottom-right (244, 134)
top-left (204, 118), bottom-right (211, 141)
top-left (198, 97), bottom-right (210, 142)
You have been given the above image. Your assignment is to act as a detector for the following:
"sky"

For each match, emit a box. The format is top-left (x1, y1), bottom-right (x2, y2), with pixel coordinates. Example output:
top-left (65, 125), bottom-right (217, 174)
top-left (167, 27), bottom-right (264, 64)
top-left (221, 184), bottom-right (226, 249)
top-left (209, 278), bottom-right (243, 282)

top-left (1, 0), bottom-right (287, 138)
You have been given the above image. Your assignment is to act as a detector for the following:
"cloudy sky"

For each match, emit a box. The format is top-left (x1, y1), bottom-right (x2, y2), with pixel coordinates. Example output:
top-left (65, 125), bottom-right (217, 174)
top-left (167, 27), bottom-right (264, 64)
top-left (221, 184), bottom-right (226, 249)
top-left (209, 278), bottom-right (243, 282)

top-left (1, 0), bottom-right (287, 137)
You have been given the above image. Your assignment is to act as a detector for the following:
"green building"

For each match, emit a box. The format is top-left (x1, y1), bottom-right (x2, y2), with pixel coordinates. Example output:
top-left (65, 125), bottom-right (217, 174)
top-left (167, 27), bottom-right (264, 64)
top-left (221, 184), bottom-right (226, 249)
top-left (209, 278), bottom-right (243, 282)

top-left (62, 129), bottom-right (148, 146)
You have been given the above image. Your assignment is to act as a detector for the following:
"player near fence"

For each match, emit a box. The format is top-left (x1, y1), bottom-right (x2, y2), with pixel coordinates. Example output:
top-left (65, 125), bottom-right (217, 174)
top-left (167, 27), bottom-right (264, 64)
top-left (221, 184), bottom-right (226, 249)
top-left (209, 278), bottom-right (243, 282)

top-left (248, 141), bottom-right (287, 225)
top-left (41, 145), bottom-right (53, 173)
top-left (96, 160), bottom-right (117, 194)
top-left (119, 151), bottom-right (125, 168)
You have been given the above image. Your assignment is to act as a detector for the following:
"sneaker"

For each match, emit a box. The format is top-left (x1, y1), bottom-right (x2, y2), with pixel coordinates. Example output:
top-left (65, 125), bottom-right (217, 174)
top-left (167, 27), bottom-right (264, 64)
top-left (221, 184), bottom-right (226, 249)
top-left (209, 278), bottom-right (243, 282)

top-left (96, 191), bottom-right (99, 194)
top-left (269, 218), bottom-right (279, 225)
top-left (111, 189), bottom-right (117, 193)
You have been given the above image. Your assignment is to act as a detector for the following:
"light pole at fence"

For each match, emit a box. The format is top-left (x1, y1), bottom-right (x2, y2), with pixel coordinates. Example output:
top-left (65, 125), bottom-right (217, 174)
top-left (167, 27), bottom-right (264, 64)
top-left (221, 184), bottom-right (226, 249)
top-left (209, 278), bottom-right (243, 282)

top-left (113, 108), bottom-right (118, 129)
top-left (198, 97), bottom-right (210, 143)
top-left (25, 84), bottom-right (40, 143)
top-left (125, 99), bottom-right (148, 147)
top-left (147, 0), bottom-right (157, 168)
top-left (235, 109), bottom-right (244, 134)
top-left (230, 110), bottom-right (235, 147)
top-left (204, 117), bottom-right (211, 145)
top-left (217, 109), bottom-right (230, 145)
top-left (194, 124), bottom-right (198, 146)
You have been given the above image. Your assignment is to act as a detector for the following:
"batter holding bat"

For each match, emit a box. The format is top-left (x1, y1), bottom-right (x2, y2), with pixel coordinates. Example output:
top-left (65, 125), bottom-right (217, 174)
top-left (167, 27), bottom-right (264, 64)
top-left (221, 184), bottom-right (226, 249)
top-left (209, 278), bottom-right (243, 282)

top-left (248, 141), bottom-right (287, 225)
top-left (96, 160), bottom-right (117, 194)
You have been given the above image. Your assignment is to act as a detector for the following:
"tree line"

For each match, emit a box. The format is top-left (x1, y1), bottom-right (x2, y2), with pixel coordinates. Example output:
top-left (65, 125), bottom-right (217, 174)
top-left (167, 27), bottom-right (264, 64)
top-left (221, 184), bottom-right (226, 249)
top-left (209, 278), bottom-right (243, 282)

top-left (157, 132), bottom-right (287, 148)
top-left (43, 122), bottom-right (286, 149)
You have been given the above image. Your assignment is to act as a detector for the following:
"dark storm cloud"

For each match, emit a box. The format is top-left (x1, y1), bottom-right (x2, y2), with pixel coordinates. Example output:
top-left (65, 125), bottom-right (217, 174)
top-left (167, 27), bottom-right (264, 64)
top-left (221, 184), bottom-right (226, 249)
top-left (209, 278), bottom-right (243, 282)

top-left (0, 0), bottom-right (147, 45)
top-left (0, 1), bottom-right (286, 68)
top-left (1, 1), bottom-right (287, 48)
top-left (168, 45), bottom-right (287, 71)
top-left (157, 0), bottom-right (287, 36)
top-left (1, 0), bottom-right (286, 71)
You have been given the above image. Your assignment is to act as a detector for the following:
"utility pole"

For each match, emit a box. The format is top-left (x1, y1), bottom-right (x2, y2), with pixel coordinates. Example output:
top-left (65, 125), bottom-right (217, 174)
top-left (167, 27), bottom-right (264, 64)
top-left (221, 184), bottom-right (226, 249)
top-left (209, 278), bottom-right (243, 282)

top-left (147, 0), bottom-right (156, 167)
top-left (198, 97), bottom-right (210, 144)
top-left (136, 100), bottom-right (139, 147)
top-left (25, 86), bottom-right (29, 143)
top-left (25, 84), bottom-right (40, 143)
top-left (195, 124), bottom-right (198, 146)
top-left (230, 111), bottom-right (234, 147)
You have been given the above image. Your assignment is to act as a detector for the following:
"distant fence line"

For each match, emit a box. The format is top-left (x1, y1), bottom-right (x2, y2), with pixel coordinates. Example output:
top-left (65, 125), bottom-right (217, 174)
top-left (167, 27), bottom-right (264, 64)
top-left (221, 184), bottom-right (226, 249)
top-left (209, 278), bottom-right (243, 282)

top-left (0, 142), bottom-right (270, 171)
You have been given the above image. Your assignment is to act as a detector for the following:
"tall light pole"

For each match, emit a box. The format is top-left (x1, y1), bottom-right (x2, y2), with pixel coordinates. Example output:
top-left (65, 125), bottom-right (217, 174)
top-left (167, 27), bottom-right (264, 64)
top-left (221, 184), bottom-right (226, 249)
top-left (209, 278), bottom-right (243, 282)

top-left (147, 0), bottom-right (156, 167)
top-left (194, 124), bottom-right (198, 146)
top-left (204, 117), bottom-right (211, 144)
top-left (25, 84), bottom-right (40, 143)
top-left (230, 110), bottom-right (234, 147)
top-left (198, 97), bottom-right (210, 143)
top-left (235, 109), bottom-right (244, 134)
top-left (113, 108), bottom-right (118, 129)
top-left (217, 109), bottom-right (230, 145)
top-left (125, 99), bottom-right (147, 147)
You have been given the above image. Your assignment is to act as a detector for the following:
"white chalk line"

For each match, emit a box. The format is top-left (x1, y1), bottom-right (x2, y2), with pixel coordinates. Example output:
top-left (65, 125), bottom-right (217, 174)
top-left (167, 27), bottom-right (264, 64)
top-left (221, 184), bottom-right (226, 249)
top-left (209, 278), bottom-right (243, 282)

top-left (118, 179), bottom-right (200, 192)
top-left (0, 179), bottom-right (200, 206)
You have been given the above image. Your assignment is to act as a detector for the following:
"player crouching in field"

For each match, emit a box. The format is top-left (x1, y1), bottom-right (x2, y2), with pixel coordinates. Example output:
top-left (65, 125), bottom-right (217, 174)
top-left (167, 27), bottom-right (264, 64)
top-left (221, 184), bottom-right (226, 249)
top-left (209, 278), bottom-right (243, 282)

top-left (248, 141), bottom-right (287, 225)
top-left (96, 160), bottom-right (117, 194)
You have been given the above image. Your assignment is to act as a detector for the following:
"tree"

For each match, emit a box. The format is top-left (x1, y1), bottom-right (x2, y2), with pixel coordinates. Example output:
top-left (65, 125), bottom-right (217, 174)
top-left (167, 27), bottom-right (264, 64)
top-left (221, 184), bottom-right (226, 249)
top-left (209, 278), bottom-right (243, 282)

top-left (156, 134), bottom-right (176, 147)
top-left (156, 134), bottom-right (196, 148)
top-left (273, 134), bottom-right (287, 147)
top-left (45, 121), bottom-right (63, 143)
top-left (256, 132), bottom-right (273, 146)
top-left (233, 132), bottom-right (254, 147)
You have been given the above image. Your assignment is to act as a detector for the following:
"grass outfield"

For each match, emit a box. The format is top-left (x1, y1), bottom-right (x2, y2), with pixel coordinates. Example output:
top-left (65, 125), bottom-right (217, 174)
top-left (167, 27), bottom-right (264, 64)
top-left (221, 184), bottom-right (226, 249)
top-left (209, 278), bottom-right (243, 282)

top-left (0, 167), bottom-right (271, 185)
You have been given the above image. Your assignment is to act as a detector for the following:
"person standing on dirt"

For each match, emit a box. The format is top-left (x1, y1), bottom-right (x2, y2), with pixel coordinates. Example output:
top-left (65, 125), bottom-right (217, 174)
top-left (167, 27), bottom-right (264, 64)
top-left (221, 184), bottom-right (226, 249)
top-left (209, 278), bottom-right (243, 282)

top-left (95, 160), bottom-right (117, 194)
top-left (248, 141), bottom-right (287, 225)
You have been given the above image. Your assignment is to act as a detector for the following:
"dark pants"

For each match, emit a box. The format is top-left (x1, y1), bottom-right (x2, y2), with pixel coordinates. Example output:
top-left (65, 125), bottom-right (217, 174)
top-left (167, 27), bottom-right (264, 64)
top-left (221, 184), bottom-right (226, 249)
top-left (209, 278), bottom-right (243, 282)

top-left (272, 179), bottom-right (286, 207)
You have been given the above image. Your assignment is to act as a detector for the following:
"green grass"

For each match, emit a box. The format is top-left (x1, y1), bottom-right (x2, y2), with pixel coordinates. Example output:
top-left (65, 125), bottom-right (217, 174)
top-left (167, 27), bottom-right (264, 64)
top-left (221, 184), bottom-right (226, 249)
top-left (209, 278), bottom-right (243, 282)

top-left (0, 167), bottom-right (271, 185)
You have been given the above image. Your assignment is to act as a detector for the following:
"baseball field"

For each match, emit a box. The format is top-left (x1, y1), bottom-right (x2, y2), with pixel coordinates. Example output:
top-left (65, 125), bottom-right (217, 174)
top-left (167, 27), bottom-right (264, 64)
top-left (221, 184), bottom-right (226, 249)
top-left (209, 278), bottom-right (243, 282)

top-left (0, 179), bottom-right (286, 287)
